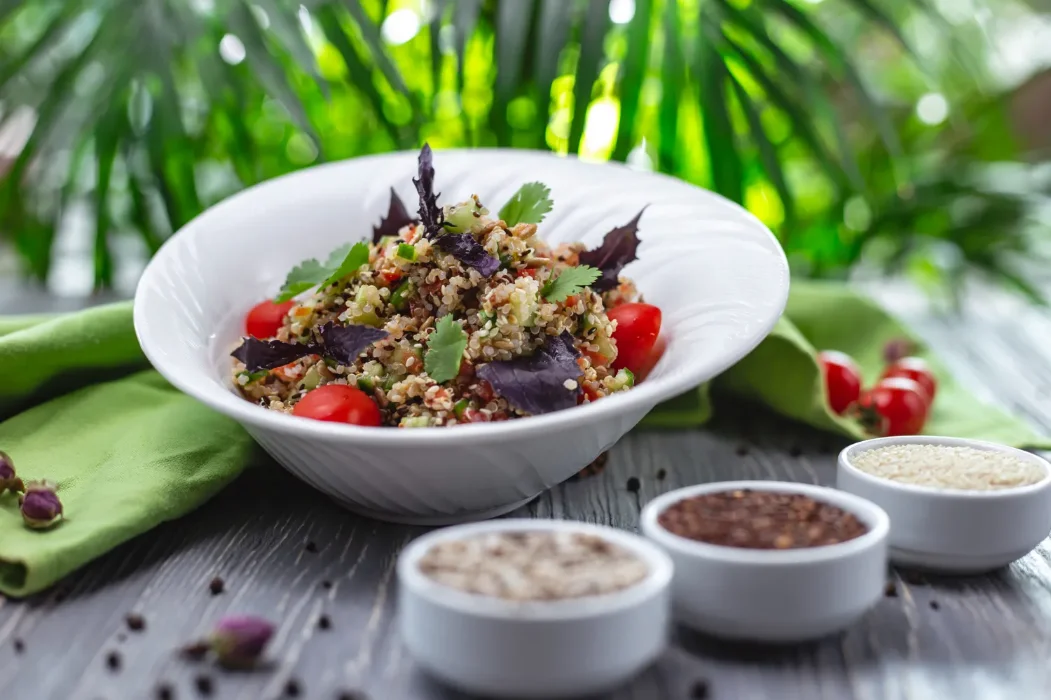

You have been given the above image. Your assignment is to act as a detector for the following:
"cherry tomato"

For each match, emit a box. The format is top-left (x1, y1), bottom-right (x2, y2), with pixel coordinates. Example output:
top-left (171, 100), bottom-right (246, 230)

top-left (635, 336), bottom-right (667, 382)
top-left (608, 303), bottom-right (662, 375)
top-left (245, 299), bottom-right (294, 339)
top-left (882, 357), bottom-right (936, 406)
top-left (292, 385), bottom-right (382, 426)
top-left (818, 350), bottom-right (863, 415)
top-left (856, 377), bottom-right (928, 437)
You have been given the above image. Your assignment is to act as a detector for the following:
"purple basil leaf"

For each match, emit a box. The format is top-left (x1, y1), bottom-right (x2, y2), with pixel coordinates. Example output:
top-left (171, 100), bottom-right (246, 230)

top-left (578, 207), bottom-right (647, 292)
top-left (372, 188), bottom-right (416, 244)
top-left (435, 233), bottom-right (500, 277)
top-left (476, 331), bottom-right (582, 415)
top-left (414, 143), bottom-right (444, 239)
top-left (231, 338), bottom-right (318, 372)
top-left (318, 322), bottom-right (389, 365)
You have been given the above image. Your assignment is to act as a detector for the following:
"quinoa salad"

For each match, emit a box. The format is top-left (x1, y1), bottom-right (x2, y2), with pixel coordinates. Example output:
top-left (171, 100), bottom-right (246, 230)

top-left (229, 145), bottom-right (663, 428)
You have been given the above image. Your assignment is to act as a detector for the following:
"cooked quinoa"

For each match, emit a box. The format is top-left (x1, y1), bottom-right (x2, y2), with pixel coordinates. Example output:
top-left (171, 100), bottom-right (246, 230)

top-left (231, 193), bottom-right (641, 428)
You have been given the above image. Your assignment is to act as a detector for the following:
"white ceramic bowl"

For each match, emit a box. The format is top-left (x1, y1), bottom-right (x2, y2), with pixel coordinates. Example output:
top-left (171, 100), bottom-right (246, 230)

top-left (397, 519), bottom-right (673, 698)
top-left (640, 481), bottom-right (889, 642)
top-left (134, 148), bottom-right (788, 523)
top-left (838, 436), bottom-right (1051, 573)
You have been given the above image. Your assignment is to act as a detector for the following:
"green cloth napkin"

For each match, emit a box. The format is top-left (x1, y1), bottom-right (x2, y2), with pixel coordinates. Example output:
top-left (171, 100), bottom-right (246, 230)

top-left (1, 282), bottom-right (1046, 597)
top-left (0, 307), bottom-right (254, 597)
top-left (643, 281), bottom-right (1048, 448)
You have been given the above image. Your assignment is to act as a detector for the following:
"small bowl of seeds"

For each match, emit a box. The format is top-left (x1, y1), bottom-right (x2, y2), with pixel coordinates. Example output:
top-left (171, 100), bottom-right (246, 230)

top-left (396, 519), bottom-right (673, 699)
top-left (640, 480), bottom-right (889, 643)
top-left (838, 435), bottom-right (1051, 574)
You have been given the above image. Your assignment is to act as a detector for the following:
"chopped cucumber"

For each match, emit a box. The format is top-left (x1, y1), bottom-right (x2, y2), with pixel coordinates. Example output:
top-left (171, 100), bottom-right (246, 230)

top-left (299, 365), bottom-right (321, 391)
top-left (443, 198), bottom-right (489, 234)
top-left (348, 285), bottom-right (384, 327)
top-left (453, 399), bottom-right (469, 419)
top-left (399, 416), bottom-right (433, 428)
top-left (357, 376), bottom-right (375, 392)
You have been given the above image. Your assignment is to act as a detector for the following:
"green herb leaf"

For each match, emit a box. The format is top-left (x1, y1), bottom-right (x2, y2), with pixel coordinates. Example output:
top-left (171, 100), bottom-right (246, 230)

top-left (320, 241), bottom-right (370, 289)
top-left (499, 182), bottom-right (553, 226)
top-left (275, 258), bottom-right (329, 302)
top-left (541, 265), bottom-right (602, 302)
top-left (274, 242), bottom-right (370, 302)
top-left (425, 314), bottom-right (468, 383)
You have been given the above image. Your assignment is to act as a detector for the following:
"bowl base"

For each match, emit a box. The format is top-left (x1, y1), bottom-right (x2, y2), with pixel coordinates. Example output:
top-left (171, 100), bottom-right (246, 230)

top-left (889, 545), bottom-right (1029, 575)
top-left (676, 608), bottom-right (866, 643)
top-left (328, 495), bottom-right (536, 525)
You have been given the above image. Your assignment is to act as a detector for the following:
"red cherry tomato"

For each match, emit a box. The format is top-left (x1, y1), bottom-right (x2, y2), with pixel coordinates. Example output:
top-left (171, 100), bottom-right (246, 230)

top-left (818, 350), bottom-right (863, 415)
top-left (245, 299), bottom-right (294, 339)
top-left (857, 377), bottom-right (928, 437)
top-left (292, 385), bottom-right (382, 426)
top-left (608, 303), bottom-right (662, 375)
top-left (882, 357), bottom-right (936, 406)
top-left (635, 336), bottom-right (667, 382)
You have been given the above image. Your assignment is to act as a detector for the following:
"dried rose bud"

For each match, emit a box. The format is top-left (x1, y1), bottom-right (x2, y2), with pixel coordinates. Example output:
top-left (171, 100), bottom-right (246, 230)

top-left (19, 481), bottom-right (62, 529)
top-left (0, 451), bottom-right (24, 495)
top-left (209, 616), bottom-right (274, 669)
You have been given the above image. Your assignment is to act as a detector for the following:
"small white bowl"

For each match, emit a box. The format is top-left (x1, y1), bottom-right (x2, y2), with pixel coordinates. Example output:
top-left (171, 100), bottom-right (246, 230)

top-left (640, 481), bottom-right (889, 643)
top-left (397, 519), bottom-right (673, 698)
top-left (838, 436), bottom-right (1051, 574)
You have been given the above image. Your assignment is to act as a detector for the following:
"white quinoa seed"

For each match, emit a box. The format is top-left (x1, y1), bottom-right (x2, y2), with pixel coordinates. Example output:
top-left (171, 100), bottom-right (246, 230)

top-left (851, 444), bottom-right (1048, 491)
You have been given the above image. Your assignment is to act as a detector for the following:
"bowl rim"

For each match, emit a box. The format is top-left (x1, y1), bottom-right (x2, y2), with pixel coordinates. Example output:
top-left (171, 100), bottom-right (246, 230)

top-left (133, 147), bottom-right (789, 444)
top-left (640, 480), bottom-right (890, 565)
top-left (838, 435), bottom-right (1051, 499)
top-left (396, 518), bottom-right (673, 620)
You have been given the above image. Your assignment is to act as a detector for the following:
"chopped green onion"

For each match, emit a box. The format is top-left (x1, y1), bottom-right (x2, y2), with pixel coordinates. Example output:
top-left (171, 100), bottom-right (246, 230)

top-left (390, 280), bottom-right (413, 311)
top-left (396, 243), bottom-right (417, 262)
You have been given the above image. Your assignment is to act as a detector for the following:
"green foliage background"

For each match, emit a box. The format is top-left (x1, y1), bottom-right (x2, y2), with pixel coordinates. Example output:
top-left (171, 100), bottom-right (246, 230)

top-left (0, 0), bottom-right (1047, 299)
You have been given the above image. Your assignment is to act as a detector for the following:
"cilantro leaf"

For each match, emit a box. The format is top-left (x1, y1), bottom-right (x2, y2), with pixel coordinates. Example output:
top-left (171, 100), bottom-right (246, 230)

top-left (540, 265), bottom-right (601, 302)
top-left (499, 182), bottom-right (553, 226)
top-left (424, 314), bottom-right (468, 383)
top-left (320, 242), bottom-right (370, 289)
top-left (275, 258), bottom-right (329, 302)
top-left (273, 242), bottom-right (370, 302)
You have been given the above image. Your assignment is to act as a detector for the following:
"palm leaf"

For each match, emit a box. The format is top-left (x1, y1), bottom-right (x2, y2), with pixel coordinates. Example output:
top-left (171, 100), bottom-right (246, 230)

top-left (610, 0), bottom-right (653, 162)
top-left (343, 0), bottom-right (418, 113)
top-left (492, 0), bottom-right (535, 144)
top-left (727, 71), bottom-right (794, 224)
top-left (315, 5), bottom-right (406, 148)
top-left (532, 0), bottom-right (573, 144)
top-left (713, 26), bottom-right (852, 193)
top-left (696, 32), bottom-right (743, 204)
top-left (568, 0), bottom-right (610, 155)
top-left (0, 0), bottom-right (1041, 304)
top-left (657, 0), bottom-right (684, 174)
top-left (227, 1), bottom-right (319, 145)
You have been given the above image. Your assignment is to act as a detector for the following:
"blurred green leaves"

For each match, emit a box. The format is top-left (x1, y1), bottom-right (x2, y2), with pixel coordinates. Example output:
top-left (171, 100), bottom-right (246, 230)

top-left (0, 0), bottom-right (1046, 299)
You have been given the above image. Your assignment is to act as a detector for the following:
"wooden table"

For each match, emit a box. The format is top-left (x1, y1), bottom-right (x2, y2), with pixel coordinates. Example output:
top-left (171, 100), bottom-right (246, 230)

top-left (3, 285), bottom-right (1051, 700)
